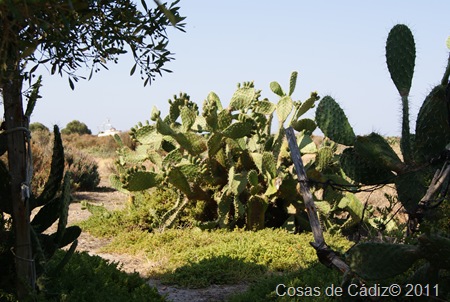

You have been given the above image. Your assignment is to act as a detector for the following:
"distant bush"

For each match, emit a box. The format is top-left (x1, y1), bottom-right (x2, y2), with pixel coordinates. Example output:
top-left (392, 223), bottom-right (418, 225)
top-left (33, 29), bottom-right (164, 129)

top-left (29, 122), bottom-right (49, 133)
top-left (61, 120), bottom-right (92, 135)
top-left (65, 147), bottom-right (101, 191)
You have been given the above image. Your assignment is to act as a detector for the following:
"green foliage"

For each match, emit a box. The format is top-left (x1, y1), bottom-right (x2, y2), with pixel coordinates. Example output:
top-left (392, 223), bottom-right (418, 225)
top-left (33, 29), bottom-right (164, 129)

top-left (29, 122), bottom-right (49, 133)
top-left (0, 0), bottom-right (185, 86)
top-left (33, 250), bottom-right (166, 302)
top-left (81, 226), bottom-right (350, 288)
top-left (61, 120), bottom-right (92, 135)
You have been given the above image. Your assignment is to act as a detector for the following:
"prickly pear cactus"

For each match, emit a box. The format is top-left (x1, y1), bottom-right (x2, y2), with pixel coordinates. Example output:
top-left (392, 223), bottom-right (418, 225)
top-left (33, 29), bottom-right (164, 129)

top-left (386, 24), bottom-right (417, 163)
top-left (316, 24), bottom-right (450, 227)
top-left (112, 72), bottom-right (356, 231)
top-left (112, 72), bottom-right (369, 233)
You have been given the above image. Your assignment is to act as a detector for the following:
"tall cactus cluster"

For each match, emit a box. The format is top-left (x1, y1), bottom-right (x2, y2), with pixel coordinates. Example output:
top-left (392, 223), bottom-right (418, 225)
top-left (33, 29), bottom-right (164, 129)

top-left (0, 79), bottom-right (80, 288)
top-left (316, 24), bottom-right (450, 221)
top-left (111, 72), bottom-right (368, 232)
top-left (316, 24), bottom-right (450, 291)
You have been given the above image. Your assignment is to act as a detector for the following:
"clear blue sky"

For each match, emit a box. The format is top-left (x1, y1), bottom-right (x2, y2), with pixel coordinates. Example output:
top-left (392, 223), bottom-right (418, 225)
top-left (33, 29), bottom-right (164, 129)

top-left (18, 1), bottom-right (450, 135)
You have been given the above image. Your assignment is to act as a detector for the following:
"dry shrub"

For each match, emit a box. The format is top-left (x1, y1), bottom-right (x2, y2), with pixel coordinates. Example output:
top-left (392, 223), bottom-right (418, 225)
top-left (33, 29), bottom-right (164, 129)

top-left (65, 147), bottom-right (100, 191)
top-left (31, 132), bottom-right (100, 193)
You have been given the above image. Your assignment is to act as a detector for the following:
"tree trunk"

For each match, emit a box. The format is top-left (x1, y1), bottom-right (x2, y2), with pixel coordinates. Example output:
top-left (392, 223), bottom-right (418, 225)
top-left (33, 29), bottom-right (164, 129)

top-left (2, 76), bottom-right (35, 299)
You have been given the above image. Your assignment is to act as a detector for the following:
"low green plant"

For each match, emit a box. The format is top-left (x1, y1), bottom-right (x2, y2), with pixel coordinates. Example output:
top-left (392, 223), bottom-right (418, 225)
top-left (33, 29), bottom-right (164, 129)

top-left (80, 227), bottom-right (351, 288)
top-left (33, 250), bottom-right (166, 302)
top-left (78, 187), bottom-right (186, 236)
top-left (228, 265), bottom-right (341, 302)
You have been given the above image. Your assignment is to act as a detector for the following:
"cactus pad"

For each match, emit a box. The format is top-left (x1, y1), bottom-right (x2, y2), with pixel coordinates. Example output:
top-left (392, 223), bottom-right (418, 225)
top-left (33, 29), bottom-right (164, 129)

top-left (254, 99), bottom-right (276, 115)
top-left (415, 84), bottom-right (450, 162)
top-left (295, 92), bottom-right (320, 118)
top-left (229, 87), bottom-right (256, 111)
top-left (124, 171), bottom-right (162, 191)
top-left (291, 118), bottom-right (317, 134)
top-left (207, 91), bottom-right (223, 110)
top-left (394, 171), bottom-right (428, 214)
top-left (181, 106), bottom-right (197, 131)
top-left (207, 133), bottom-right (224, 158)
top-left (247, 195), bottom-right (267, 230)
top-left (276, 96), bottom-right (293, 124)
top-left (288, 71), bottom-right (298, 96)
top-left (340, 148), bottom-right (395, 184)
top-left (347, 242), bottom-right (421, 280)
top-left (270, 81), bottom-right (284, 96)
top-left (317, 146), bottom-right (334, 172)
top-left (315, 96), bottom-right (355, 146)
top-left (222, 121), bottom-right (253, 139)
top-left (354, 133), bottom-right (405, 173)
top-left (386, 24), bottom-right (416, 97)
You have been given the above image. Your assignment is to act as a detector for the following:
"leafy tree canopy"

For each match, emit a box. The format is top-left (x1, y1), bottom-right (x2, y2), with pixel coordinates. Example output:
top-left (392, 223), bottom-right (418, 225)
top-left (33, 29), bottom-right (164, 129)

top-left (0, 0), bottom-right (186, 87)
top-left (29, 122), bottom-right (49, 132)
top-left (61, 120), bottom-right (92, 135)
